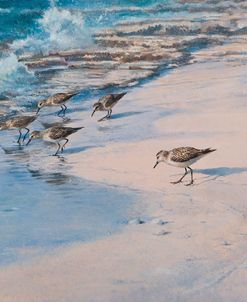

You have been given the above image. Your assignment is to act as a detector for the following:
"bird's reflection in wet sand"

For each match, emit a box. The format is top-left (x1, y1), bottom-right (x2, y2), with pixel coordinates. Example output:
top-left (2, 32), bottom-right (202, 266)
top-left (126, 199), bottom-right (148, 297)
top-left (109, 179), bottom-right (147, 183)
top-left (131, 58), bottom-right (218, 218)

top-left (0, 141), bottom-right (138, 266)
top-left (0, 143), bottom-right (72, 187)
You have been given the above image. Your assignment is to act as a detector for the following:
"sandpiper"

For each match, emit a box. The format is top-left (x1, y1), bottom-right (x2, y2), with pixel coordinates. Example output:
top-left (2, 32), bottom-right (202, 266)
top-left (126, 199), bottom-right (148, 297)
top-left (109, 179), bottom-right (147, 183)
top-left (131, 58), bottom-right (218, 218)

top-left (91, 92), bottom-right (127, 122)
top-left (36, 92), bottom-right (78, 117)
top-left (26, 126), bottom-right (84, 156)
top-left (153, 147), bottom-right (216, 186)
top-left (0, 115), bottom-right (37, 144)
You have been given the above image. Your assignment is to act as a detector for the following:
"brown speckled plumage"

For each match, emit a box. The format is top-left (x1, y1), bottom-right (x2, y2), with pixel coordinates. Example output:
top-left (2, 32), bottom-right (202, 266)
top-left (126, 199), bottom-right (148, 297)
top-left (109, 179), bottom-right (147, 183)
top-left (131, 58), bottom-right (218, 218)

top-left (37, 92), bottom-right (78, 116)
top-left (27, 126), bottom-right (84, 156)
top-left (92, 92), bottom-right (127, 121)
top-left (169, 147), bottom-right (214, 163)
top-left (0, 115), bottom-right (37, 144)
top-left (1, 115), bottom-right (37, 129)
top-left (46, 92), bottom-right (77, 105)
top-left (154, 146), bottom-right (216, 186)
top-left (47, 126), bottom-right (83, 140)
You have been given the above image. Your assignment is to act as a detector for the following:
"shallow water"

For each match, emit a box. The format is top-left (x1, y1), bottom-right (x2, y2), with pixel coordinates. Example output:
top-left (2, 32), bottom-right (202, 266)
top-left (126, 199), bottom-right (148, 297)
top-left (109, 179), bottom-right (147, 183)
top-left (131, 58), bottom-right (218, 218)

top-left (0, 143), bottom-right (142, 265)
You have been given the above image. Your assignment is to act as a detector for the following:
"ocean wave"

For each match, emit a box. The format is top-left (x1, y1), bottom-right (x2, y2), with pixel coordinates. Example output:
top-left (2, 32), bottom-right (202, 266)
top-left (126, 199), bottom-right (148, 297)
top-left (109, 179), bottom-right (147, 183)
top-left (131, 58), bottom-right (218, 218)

top-left (0, 4), bottom-right (93, 96)
top-left (38, 6), bottom-right (92, 51)
top-left (0, 8), bottom-right (11, 14)
top-left (1, 0), bottom-right (245, 103)
top-left (11, 6), bottom-right (92, 56)
top-left (0, 53), bottom-right (35, 93)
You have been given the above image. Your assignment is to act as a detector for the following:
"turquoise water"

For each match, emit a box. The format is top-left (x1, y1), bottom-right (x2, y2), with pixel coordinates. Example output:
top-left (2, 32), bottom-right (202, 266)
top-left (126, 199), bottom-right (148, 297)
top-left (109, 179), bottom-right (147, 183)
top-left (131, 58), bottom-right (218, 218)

top-left (0, 0), bottom-right (165, 43)
top-left (1, 0), bottom-right (243, 98)
top-left (0, 0), bottom-right (174, 97)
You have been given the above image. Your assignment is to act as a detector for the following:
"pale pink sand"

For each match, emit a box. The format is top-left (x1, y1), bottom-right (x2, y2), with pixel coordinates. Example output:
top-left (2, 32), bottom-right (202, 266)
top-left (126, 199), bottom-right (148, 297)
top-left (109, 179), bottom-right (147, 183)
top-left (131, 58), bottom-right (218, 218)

top-left (1, 61), bottom-right (247, 302)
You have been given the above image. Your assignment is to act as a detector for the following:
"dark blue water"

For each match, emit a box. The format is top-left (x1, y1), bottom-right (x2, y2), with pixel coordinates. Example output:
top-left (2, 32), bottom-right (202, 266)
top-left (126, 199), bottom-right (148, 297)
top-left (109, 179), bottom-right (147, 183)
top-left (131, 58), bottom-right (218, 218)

top-left (0, 0), bottom-right (174, 96)
top-left (0, 0), bottom-right (165, 43)
top-left (1, 0), bottom-right (241, 98)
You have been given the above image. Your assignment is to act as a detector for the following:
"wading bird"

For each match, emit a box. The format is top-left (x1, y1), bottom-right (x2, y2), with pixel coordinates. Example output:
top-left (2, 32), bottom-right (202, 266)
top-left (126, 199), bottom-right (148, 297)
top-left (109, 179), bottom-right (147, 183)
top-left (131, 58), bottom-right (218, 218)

top-left (91, 92), bottom-right (127, 122)
top-left (36, 92), bottom-right (78, 117)
top-left (27, 126), bottom-right (84, 156)
top-left (0, 115), bottom-right (37, 144)
top-left (153, 147), bottom-right (216, 186)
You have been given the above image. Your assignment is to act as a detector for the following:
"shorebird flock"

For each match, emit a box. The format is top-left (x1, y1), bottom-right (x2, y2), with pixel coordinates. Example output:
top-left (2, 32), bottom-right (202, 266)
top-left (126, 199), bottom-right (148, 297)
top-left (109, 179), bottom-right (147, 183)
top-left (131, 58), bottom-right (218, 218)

top-left (0, 91), bottom-right (126, 156)
top-left (0, 90), bottom-right (216, 185)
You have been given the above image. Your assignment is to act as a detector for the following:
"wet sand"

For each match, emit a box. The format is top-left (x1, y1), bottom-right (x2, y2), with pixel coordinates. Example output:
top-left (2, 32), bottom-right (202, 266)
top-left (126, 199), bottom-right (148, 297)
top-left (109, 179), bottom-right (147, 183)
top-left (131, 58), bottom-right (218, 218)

top-left (1, 59), bottom-right (247, 301)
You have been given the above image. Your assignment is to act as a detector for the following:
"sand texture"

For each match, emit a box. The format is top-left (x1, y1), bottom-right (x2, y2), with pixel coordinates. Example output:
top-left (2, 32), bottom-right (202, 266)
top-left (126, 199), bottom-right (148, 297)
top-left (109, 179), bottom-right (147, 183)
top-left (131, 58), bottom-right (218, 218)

top-left (1, 60), bottom-right (247, 302)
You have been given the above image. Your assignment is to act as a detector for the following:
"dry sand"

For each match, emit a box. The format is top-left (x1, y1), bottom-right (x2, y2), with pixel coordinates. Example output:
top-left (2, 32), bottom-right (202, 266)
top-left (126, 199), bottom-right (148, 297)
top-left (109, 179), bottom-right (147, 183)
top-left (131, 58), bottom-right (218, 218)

top-left (1, 60), bottom-right (247, 302)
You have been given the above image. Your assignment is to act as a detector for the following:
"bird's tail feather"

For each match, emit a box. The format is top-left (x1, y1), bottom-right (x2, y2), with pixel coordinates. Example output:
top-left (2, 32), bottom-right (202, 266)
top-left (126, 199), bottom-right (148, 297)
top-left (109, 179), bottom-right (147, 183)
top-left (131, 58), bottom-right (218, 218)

top-left (72, 126), bottom-right (84, 131)
top-left (201, 148), bottom-right (216, 154)
top-left (115, 92), bottom-right (127, 101)
top-left (68, 91), bottom-right (79, 98)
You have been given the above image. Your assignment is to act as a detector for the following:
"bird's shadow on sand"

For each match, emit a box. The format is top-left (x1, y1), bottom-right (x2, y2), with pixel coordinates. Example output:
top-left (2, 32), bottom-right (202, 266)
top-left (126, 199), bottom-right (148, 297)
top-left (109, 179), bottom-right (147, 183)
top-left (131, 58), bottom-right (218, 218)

top-left (110, 111), bottom-right (145, 120)
top-left (196, 167), bottom-right (247, 177)
top-left (63, 145), bottom-right (100, 155)
top-left (0, 144), bottom-right (24, 154)
top-left (194, 167), bottom-right (247, 185)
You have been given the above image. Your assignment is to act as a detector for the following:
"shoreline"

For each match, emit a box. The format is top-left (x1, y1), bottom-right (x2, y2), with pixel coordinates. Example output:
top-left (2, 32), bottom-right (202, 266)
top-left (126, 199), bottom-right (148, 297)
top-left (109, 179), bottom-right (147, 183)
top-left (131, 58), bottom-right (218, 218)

top-left (1, 59), bottom-right (247, 301)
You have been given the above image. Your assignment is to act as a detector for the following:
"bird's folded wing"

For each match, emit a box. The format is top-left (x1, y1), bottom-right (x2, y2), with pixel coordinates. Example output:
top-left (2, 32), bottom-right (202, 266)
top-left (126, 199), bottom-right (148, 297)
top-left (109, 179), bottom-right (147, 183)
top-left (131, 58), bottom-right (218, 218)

top-left (170, 147), bottom-right (201, 162)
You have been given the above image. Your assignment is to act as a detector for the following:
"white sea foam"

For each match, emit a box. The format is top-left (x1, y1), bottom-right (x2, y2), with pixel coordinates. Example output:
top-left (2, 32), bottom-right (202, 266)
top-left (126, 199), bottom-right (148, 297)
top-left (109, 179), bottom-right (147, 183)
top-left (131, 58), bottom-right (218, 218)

top-left (1, 5), bottom-right (92, 93)
top-left (0, 54), bottom-right (24, 80)
top-left (39, 6), bottom-right (92, 51)
top-left (11, 6), bottom-right (92, 56)
top-left (0, 8), bottom-right (11, 14)
top-left (0, 53), bottom-right (34, 93)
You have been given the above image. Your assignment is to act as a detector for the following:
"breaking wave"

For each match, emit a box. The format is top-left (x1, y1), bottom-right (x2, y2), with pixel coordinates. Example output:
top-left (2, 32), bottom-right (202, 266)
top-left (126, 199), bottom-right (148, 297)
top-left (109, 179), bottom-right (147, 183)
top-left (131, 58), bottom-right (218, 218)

top-left (0, 4), bottom-right (92, 93)
top-left (38, 6), bottom-right (92, 52)
top-left (11, 6), bottom-right (92, 56)
top-left (0, 53), bottom-right (35, 94)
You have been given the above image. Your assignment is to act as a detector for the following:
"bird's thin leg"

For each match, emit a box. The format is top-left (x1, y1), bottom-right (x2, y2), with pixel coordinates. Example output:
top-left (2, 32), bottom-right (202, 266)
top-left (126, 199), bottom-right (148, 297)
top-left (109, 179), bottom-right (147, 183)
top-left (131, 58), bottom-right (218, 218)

top-left (17, 130), bottom-right (22, 144)
top-left (98, 111), bottom-right (110, 122)
top-left (107, 109), bottom-right (112, 118)
top-left (185, 167), bottom-right (194, 186)
top-left (23, 128), bottom-right (30, 142)
top-left (171, 168), bottom-right (188, 184)
top-left (62, 104), bottom-right (67, 117)
top-left (106, 110), bottom-right (110, 118)
top-left (61, 138), bottom-right (69, 152)
top-left (54, 143), bottom-right (61, 156)
top-left (57, 106), bottom-right (64, 117)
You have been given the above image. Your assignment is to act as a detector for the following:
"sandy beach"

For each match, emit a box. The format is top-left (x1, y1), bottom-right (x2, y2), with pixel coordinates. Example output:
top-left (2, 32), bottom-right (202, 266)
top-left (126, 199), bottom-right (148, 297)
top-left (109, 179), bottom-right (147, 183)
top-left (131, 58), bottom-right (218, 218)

top-left (1, 57), bottom-right (247, 301)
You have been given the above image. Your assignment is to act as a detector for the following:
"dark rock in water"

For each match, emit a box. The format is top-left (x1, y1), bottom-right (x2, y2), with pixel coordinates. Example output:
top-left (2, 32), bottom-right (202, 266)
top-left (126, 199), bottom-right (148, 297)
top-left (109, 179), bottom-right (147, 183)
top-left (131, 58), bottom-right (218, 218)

top-left (151, 218), bottom-right (169, 225)
top-left (0, 109), bottom-right (6, 116)
top-left (154, 230), bottom-right (171, 236)
top-left (0, 42), bottom-right (10, 52)
top-left (223, 241), bottom-right (231, 246)
top-left (128, 218), bottom-right (146, 225)
top-left (117, 24), bottom-right (163, 36)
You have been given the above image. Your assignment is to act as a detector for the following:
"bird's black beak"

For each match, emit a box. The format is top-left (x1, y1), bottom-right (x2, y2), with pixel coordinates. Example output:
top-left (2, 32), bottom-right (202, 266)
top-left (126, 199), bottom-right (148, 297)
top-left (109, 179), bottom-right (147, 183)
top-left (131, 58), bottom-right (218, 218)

top-left (36, 107), bottom-right (41, 115)
top-left (91, 107), bottom-right (97, 117)
top-left (153, 161), bottom-right (159, 169)
top-left (26, 138), bottom-right (32, 146)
